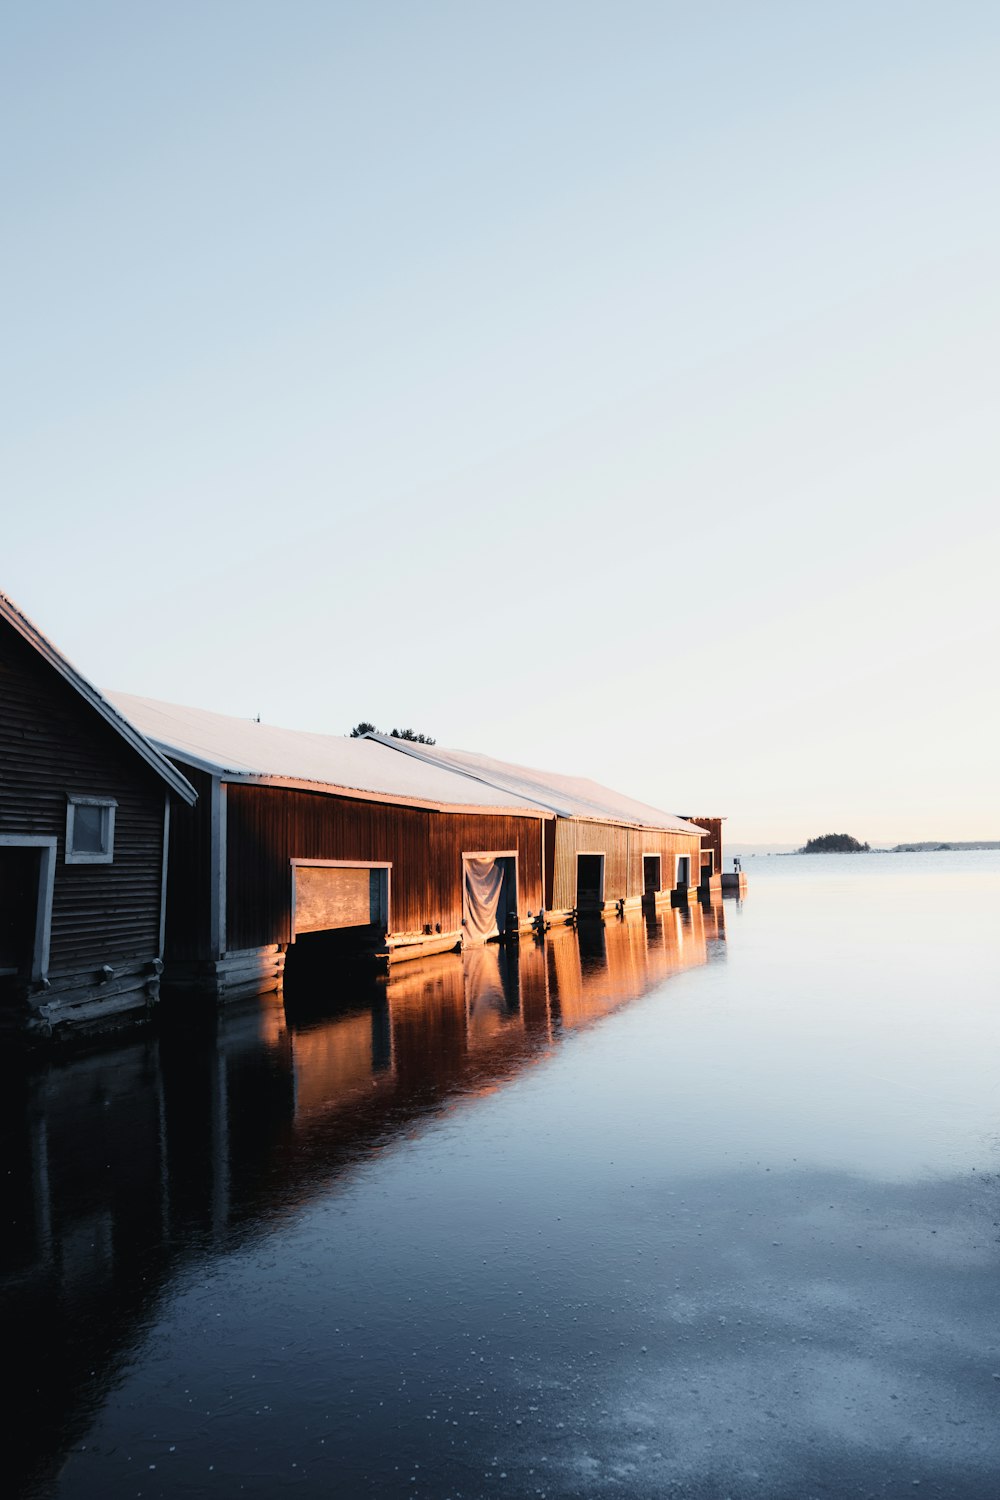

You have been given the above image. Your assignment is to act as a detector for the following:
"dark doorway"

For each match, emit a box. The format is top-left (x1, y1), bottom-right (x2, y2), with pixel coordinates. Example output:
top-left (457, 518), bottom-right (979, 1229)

top-left (0, 847), bottom-right (40, 981)
top-left (676, 856), bottom-right (691, 891)
top-left (643, 856), bottom-right (661, 896)
top-left (576, 854), bottom-right (604, 907)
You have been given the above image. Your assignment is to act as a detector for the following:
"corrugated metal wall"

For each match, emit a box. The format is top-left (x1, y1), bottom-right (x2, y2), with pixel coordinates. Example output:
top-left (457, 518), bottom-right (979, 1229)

top-left (0, 619), bottom-right (165, 973)
top-left (224, 784), bottom-right (545, 951)
top-left (551, 820), bottom-right (704, 908)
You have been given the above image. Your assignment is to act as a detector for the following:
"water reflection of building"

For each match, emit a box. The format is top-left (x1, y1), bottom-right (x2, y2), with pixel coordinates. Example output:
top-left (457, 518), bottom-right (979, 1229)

top-left (285, 908), bottom-right (724, 1121)
top-left (546, 902), bottom-right (721, 1029)
top-left (1, 910), bottom-right (723, 1497)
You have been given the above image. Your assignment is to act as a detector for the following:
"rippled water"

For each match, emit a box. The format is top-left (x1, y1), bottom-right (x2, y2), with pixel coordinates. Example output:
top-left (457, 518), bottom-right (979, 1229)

top-left (4, 854), bottom-right (999, 1498)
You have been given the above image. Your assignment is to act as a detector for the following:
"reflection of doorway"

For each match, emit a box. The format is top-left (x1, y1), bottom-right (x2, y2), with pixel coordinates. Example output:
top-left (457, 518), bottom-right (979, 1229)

top-left (0, 838), bottom-right (55, 993)
top-left (642, 855), bottom-right (661, 896)
top-left (462, 853), bottom-right (517, 943)
top-left (576, 853), bottom-right (605, 908)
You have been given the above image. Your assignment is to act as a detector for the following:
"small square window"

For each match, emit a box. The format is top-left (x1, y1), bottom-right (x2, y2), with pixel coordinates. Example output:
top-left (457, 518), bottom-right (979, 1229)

top-left (66, 797), bottom-right (117, 864)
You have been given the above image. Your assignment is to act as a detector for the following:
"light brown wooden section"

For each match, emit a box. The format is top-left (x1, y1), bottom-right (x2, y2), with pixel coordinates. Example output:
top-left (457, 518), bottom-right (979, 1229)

top-left (294, 865), bottom-right (372, 934)
top-left (551, 820), bottom-right (703, 908)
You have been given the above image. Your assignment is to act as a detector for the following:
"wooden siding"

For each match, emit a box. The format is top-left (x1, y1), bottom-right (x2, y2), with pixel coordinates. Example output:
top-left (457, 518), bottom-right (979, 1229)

top-left (224, 784), bottom-right (544, 953)
top-left (162, 763), bottom-right (215, 961)
top-left (684, 816), bottom-right (724, 875)
top-left (0, 616), bottom-right (166, 977)
top-left (551, 819), bottom-right (704, 909)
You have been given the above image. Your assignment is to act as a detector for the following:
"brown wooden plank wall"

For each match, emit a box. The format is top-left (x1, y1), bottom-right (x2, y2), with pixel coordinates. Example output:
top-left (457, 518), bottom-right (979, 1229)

top-left (552, 819), bottom-right (629, 909)
top-left (162, 761), bottom-right (215, 960)
top-left (625, 828), bottom-right (704, 895)
top-left (224, 784), bottom-right (544, 951)
top-left (0, 618), bottom-right (166, 974)
top-left (684, 816), bottom-right (724, 873)
top-left (551, 818), bottom-right (704, 907)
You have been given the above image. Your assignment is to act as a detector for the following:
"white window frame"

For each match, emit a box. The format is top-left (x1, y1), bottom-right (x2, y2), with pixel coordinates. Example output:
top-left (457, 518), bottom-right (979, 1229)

top-left (65, 795), bottom-right (117, 865)
top-left (641, 851), bottom-right (662, 894)
top-left (674, 853), bottom-right (691, 889)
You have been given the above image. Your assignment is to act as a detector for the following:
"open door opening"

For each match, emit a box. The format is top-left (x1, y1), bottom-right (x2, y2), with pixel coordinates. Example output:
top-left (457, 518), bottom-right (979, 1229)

top-left (642, 855), bottom-right (662, 897)
top-left (0, 843), bottom-right (50, 1007)
top-left (286, 861), bottom-right (390, 980)
top-left (576, 853), bottom-right (605, 912)
top-left (0, 847), bottom-right (40, 984)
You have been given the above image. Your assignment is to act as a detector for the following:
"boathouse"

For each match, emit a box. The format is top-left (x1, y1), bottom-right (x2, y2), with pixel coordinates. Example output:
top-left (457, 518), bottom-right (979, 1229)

top-left (108, 696), bottom-right (550, 1001)
top-left (681, 815), bottom-right (725, 895)
top-left (368, 737), bottom-right (709, 922)
top-left (0, 594), bottom-right (197, 1036)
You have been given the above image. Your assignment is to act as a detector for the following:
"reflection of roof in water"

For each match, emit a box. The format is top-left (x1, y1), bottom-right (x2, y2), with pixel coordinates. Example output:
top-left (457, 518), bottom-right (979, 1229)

top-left (366, 734), bottom-right (706, 835)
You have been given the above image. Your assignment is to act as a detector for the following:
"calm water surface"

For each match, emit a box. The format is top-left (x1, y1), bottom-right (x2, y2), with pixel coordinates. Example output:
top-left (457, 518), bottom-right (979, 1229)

top-left (4, 854), bottom-right (999, 1498)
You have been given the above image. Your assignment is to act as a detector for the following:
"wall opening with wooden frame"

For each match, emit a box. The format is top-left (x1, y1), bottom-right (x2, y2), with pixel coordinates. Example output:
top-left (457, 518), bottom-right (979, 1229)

top-left (290, 860), bottom-right (390, 940)
top-left (642, 853), bottom-right (662, 896)
top-left (461, 851), bottom-right (518, 944)
top-left (575, 852), bottom-right (606, 909)
top-left (0, 836), bottom-right (56, 986)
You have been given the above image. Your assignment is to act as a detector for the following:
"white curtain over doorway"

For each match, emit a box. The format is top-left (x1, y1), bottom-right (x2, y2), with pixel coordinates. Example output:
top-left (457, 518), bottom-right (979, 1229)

top-left (463, 856), bottom-right (507, 943)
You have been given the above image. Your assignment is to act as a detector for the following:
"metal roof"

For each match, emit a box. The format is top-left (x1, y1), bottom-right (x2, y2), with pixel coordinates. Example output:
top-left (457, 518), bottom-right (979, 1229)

top-left (107, 695), bottom-right (554, 818)
top-left (367, 735), bottom-right (706, 836)
top-left (0, 593), bottom-right (197, 806)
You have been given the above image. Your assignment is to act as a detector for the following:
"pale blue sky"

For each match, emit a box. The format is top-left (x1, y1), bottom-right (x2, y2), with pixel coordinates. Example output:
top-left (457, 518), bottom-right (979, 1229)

top-left (3, 2), bottom-right (998, 842)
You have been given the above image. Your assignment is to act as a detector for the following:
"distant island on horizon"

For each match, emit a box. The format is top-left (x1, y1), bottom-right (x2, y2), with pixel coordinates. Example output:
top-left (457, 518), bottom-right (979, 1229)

top-left (798, 833), bottom-right (870, 854)
top-left (744, 839), bottom-right (1000, 857)
top-left (887, 840), bottom-right (1000, 853)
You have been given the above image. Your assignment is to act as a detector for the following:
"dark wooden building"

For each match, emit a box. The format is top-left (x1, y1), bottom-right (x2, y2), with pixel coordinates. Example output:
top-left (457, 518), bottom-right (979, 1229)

top-left (368, 736), bottom-right (710, 921)
top-left (0, 594), bottom-right (197, 1036)
top-left (680, 816), bottom-right (728, 882)
top-left (109, 695), bottom-right (550, 1002)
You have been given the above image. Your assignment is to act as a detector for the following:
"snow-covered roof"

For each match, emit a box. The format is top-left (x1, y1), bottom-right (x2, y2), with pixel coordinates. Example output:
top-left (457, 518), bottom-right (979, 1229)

top-left (0, 594), bottom-right (197, 805)
top-left (366, 735), bottom-right (705, 836)
top-left (106, 694), bottom-right (553, 817)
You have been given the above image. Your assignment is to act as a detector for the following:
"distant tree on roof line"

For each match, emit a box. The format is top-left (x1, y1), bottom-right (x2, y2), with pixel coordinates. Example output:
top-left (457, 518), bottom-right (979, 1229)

top-left (799, 833), bottom-right (870, 853)
top-left (349, 721), bottom-right (436, 744)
